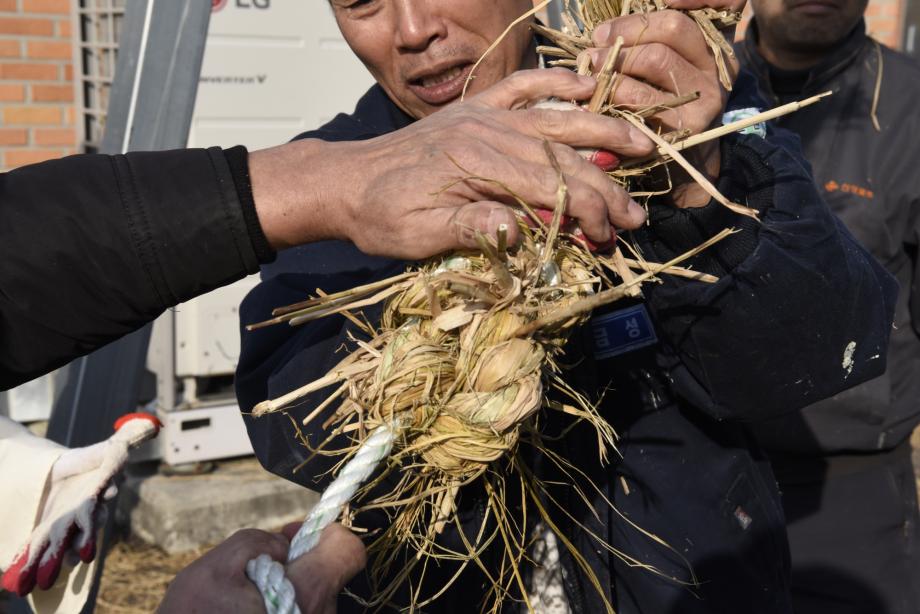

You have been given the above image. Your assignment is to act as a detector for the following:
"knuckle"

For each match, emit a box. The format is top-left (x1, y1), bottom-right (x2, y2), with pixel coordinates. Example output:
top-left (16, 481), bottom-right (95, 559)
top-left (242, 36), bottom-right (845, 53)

top-left (532, 109), bottom-right (570, 140)
top-left (623, 81), bottom-right (659, 109)
top-left (456, 116), bottom-right (484, 135)
top-left (644, 43), bottom-right (673, 75)
top-left (231, 528), bottom-right (279, 552)
top-left (536, 167), bottom-right (561, 198)
top-left (573, 184), bottom-right (607, 221)
top-left (231, 528), bottom-right (262, 541)
top-left (542, 66), bottom-right (572, 81)
top-left (502, 70), bottom-right (530, 94)
top-left (555, 144), bottom-right (585, 173)
top-left (659, 10), bottom-right (692, 37)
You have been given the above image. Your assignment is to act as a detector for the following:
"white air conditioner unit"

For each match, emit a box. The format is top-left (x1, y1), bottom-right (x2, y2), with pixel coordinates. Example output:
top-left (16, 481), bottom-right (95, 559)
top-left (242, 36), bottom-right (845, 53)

top-left (143, 0), bottom-right (374, 465)
top-left (0, 372), bottom-right (57, 424)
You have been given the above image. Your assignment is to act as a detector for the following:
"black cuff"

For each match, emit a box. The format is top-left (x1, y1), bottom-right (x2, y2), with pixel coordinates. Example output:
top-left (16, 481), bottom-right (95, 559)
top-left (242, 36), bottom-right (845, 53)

top-left (224, 145), bottom-right (276, 264)
top-left (642, 134), bottom-right (773, 277)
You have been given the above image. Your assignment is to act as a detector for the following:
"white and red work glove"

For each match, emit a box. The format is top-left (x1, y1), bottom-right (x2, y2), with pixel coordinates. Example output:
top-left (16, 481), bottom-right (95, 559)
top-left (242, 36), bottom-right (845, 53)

top-left (529, 99), bottom-right (621, 252)
top-left (1, 413), bottom-right (160, 596)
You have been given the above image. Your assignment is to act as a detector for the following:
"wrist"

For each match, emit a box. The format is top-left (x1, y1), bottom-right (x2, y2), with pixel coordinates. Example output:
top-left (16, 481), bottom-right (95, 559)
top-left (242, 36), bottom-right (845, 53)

top-left (666, 139), bottom-right (722, 209)
top-left (249, 139), bottom-right (355, 250)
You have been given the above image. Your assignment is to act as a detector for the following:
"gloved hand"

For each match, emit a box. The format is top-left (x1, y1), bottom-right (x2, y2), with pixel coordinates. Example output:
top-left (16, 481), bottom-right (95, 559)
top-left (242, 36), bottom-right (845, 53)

top-left (1, 413), bottom-right (160, 595)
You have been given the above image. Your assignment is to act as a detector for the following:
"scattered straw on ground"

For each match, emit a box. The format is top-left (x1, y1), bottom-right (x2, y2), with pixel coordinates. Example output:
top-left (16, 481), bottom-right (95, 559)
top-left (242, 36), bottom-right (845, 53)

top-left (95, 537), bottom-right (205, 614)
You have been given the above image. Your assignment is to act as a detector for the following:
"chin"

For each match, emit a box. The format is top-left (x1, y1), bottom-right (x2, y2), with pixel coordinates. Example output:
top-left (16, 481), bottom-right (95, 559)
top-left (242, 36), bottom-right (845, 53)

top-left (780, 19), bottom-right (855, 50)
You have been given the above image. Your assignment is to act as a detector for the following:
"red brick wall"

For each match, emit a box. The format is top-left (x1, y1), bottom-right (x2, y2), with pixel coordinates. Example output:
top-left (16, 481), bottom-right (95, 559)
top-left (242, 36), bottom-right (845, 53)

top-left (865, 0), bottom-right (906, 47)
top-left (0, 0), bottom-right (76, 171)
top-left (738, 0), bottom-right (907, 49)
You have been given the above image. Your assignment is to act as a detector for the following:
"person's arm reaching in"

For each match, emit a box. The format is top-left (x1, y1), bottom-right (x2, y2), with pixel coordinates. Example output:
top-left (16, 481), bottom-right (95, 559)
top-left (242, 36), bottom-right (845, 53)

top-left (251, 68), bottom-right (651, 258)
top-left (0, 68), bottom-right (652, 392)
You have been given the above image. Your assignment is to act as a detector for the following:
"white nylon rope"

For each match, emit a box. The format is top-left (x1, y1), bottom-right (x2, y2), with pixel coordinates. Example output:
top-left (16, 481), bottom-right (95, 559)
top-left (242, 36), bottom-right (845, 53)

top-left (246, 421), bottom-right (400, 614)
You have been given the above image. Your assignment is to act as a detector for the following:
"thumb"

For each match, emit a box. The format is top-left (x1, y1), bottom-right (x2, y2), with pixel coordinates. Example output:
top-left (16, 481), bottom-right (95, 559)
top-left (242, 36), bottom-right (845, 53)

top-left (51, 441), bottom-right (108, 482)
top-left (286, 525), bottom-right (366, 613)
top-left (451, 202), bottom-right (520, 251)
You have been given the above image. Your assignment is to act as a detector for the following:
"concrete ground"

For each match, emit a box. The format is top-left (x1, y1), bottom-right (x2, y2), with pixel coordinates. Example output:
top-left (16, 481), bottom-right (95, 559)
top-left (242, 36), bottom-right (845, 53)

top-left (118, 456), bottom-right (318, 555)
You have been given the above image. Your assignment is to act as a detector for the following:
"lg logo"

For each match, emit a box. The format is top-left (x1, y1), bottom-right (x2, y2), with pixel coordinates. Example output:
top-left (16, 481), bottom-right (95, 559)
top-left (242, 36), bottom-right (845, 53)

top-left (212, 0), bottom-right (271, 12)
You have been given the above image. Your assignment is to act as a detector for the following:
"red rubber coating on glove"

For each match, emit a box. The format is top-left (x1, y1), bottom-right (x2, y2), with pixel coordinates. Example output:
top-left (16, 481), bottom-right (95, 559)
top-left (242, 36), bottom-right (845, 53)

top-left (587, 150), bottom-right (620, 171)
top-left (113, 412), bottom-right (162, 433)
top-left (2, 545), bottom-right (35, 596)
top-left (36, 524), bottom-right (77, 590)
top-left (527, 209), bottom-right (615, 252)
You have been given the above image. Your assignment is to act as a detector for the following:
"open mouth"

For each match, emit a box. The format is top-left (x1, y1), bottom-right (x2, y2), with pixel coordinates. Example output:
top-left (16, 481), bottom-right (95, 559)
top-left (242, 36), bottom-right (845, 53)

top-left (408, 62), bottom-right (475, 106)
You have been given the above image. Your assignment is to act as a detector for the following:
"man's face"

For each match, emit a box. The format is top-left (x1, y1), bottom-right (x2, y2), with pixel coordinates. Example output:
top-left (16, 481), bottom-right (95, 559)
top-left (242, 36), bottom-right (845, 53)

top-left (752, 0), bottom-right (868, 56)
top-left (331, 0), bottom-right (537, 119)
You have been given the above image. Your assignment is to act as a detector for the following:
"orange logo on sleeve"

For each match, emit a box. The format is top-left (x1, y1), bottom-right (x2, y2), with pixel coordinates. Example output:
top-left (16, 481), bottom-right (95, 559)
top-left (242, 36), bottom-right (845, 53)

top-left (824, 180), bottom-right (873, 199)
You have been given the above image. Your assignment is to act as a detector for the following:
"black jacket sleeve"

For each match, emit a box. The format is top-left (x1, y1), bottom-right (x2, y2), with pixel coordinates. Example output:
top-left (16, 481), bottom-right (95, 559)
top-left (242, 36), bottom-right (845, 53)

top-left (638, 132), bottom-right (898, 421)
top-left (0, 146), bottom-right (273, 390)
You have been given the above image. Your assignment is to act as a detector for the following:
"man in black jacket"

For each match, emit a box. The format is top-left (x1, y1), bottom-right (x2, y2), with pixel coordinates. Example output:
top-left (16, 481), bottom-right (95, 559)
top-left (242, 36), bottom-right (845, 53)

top-left (738, 1), bottom-right (920, 612)
top-left (235, 3), bottom-right (898, 613)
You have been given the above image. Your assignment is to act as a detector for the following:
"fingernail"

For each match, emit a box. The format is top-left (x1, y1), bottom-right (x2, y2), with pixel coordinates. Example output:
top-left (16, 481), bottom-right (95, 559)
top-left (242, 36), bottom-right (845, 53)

top-left (78, 539), bottom-right (96, 563)
top-left (587, 48), bottom-right (603, 68)
top-left (628, 199), bottom-right (647, 224)
top-left (593, 23), bottom-right (612, 44)
top-left (486, 206), bottom-right (510, 230)
top-left (486, 207), bottom-right (520, 244)
top-left (628, 126), bottom-right (652, 150)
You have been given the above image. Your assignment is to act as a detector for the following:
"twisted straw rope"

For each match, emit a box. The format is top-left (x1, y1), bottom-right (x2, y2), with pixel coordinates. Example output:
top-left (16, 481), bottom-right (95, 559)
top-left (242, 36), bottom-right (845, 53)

top-left (246, 421), bottom-right (400, 614)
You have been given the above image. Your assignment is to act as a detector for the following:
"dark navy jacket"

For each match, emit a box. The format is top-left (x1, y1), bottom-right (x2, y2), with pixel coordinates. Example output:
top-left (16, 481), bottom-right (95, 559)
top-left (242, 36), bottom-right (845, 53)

top-left (235, 76), bottom-right (898, 613)
top-left (738, 20), bottom-right (920, 458)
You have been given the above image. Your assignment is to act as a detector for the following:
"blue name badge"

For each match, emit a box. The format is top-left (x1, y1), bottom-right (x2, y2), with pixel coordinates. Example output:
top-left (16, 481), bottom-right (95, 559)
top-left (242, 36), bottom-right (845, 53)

top-left (591, 304), bottom-right (658, 360)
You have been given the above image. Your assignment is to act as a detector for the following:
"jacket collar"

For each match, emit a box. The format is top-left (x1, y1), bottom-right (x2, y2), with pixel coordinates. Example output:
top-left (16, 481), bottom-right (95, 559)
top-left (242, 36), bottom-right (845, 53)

top-left (740, 18), bottom-right (870, 100)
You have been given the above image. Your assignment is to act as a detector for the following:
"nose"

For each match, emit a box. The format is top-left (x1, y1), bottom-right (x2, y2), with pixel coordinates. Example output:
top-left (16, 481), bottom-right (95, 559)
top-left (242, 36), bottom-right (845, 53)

top-left (393, 0), bottom-right (446, 51)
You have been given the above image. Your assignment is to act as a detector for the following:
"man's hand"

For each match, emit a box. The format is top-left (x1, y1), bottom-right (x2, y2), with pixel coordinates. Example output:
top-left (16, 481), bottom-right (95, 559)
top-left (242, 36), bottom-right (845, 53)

top-left (250, 68), bottom-right (655, 260)
top-left (158, 529), bottom-right (290, 614)
top-left (157, 525), bottom-right (365, 614)
top-left (1, 414), bottom-right (159, 596)
top-left (283, 523), bottom-right (366, 614)
top-left (589, 6), bottom-right (742, 207)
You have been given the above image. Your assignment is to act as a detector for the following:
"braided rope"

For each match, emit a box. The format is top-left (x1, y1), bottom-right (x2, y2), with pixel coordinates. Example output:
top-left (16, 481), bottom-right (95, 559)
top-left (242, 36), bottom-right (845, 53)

top-left (247, 421), bottom-right (399, 613)
top-left (246, 554), bottom-right (300, 614)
